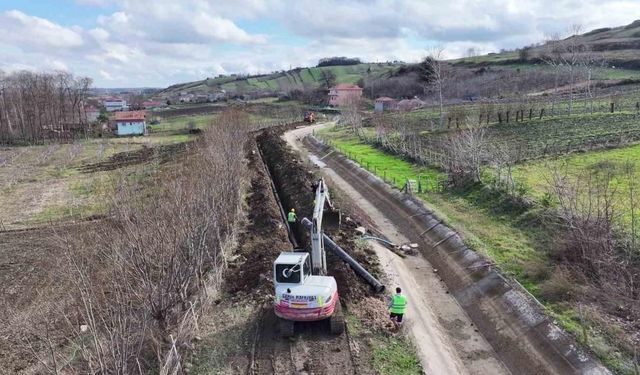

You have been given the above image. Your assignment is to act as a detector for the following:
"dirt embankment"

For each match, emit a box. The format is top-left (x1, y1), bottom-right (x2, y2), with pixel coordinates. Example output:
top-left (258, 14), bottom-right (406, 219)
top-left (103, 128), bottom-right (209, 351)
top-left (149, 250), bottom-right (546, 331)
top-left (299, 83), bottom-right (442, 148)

top-left (79, 142), bottom-right (187, 173)
top-left (257, 128), bottom-right (315, 247)
top-left (256, 128), bottom-right (384, 302)
top-left (192, 129), bottom-right (392, 374)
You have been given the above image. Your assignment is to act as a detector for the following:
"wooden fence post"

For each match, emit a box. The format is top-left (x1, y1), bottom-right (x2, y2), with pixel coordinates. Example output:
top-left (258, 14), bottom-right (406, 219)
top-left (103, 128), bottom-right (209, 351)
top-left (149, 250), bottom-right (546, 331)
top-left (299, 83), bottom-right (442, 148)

top-left (611, 102), bottom-right (615, 113)
top-left (529, 108), bottom-right (533, 120)
top-left (498, 113), bottom-right (502, 124)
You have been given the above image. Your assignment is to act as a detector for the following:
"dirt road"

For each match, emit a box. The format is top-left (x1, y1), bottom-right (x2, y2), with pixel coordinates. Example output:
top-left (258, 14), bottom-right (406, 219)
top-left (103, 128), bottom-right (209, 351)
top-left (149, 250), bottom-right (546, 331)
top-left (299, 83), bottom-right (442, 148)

top-left (284, 123), bottom-right (510, 375)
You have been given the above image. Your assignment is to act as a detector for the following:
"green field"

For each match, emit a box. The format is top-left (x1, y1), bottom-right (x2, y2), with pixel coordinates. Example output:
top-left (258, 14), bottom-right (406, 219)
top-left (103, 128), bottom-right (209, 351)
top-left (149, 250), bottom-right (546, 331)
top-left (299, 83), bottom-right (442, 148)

top-left (318, 126), bottom-right (544, 286)
top-left (318, 125), bottom-right (637, 373)
top-left (162, 63), bottom-right (397, 96)
top-left (372, 111), bottom-right (640, 167)
top-left (513, 143), bottom-right (640, 227)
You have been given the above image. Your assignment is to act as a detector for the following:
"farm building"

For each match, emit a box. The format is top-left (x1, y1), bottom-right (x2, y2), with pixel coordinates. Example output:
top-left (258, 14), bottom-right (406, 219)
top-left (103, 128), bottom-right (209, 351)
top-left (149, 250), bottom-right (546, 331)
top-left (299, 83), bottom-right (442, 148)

top-left (374, 97), bottom-right (398, 112)
top-left (328, 84), bottom-right (363, 107)
top-left (103, 97), bottom-right (128, 112)
top-left (113, 111), bottom-right (147, 136)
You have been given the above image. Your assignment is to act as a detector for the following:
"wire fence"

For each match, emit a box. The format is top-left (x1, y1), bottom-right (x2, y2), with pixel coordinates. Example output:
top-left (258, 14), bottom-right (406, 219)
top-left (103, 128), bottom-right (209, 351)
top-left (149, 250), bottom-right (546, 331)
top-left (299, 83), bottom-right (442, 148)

top-left (315, 135), bottom-right (448, 195)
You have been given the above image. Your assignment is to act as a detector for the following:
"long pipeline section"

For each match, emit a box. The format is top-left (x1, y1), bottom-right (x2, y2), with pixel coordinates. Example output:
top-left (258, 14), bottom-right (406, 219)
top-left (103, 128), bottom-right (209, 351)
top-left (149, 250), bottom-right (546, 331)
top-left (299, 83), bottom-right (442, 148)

top-left (301, 217), bottom-right (385, 293)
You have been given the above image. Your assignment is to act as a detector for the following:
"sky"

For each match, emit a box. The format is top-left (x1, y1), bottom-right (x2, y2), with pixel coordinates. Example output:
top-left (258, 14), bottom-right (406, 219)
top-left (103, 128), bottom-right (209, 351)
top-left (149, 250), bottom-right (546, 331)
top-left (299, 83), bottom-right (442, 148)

top-left (0, 0), bottom-right (639, 88)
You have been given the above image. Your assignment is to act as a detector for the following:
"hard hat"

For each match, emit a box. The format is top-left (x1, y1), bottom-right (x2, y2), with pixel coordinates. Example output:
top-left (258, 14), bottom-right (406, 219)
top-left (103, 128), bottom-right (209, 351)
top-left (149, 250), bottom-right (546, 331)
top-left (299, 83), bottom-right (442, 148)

top-left (291, 208), bottom-right (295, 212)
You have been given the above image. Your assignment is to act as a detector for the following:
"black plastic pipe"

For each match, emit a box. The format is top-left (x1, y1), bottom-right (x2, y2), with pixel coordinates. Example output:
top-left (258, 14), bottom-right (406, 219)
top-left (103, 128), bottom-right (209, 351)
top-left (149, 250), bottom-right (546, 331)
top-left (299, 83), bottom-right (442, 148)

top-left (301, 218), bottom-right (385, 293)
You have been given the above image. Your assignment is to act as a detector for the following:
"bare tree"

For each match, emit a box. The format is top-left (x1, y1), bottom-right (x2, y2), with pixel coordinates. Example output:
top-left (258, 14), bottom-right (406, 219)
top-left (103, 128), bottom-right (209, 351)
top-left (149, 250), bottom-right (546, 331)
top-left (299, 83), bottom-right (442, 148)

top-left (542, 25), bottom-right (588, 116)
top-left (424, 47), bottom-right (448, 128)
top-left (341, 93), bottom-right (363, 135)
top-left (40, 110), bottom-right (257, 374)
top-left (0, 70), bottom-right (92, 144)
top-left (442, 120), bottom-right (486, 187)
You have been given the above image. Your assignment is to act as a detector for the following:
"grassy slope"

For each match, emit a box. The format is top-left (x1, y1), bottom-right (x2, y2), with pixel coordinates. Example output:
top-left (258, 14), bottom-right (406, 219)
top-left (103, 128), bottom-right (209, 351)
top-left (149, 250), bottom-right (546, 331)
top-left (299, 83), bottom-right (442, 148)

top-left (160, 63), bottom-right (396, 96)
top-left (318, 125), bottom-right (636, 373)
top-left (318, 126), bottom-right (542, 287)
top-left (513, 143), bottom-right (640, 227)
top-left (452, 20), bottom-right (640, 79)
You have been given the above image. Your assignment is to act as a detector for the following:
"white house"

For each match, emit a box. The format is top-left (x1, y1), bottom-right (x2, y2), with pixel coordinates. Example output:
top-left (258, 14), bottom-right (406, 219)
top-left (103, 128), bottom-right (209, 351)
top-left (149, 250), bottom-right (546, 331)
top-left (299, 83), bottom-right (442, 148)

top-left (103, 98), bottom-right (128, 112)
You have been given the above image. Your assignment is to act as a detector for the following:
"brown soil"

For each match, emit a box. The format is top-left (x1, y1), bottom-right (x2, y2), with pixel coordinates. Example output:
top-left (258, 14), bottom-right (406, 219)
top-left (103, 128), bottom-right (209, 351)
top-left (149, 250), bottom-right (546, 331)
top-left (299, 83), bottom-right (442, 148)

top-left (256, 128), bottom-right (383, 303)
top-left (78, 142), bottom-right (187, 173)
top-left (0, 226), bottom-right (80, 374)
top-left (193, 131), bottom-right (388, 374)
top-left (256, 128), bottom-right (316, 247)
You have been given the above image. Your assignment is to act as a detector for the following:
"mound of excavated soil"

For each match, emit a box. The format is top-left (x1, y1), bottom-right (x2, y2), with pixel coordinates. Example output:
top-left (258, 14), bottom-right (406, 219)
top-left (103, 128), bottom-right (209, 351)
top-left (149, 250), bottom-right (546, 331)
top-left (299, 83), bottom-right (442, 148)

top-left (256, 128), bottom-right (383, 303)
top-left (226, 139), bottom-right (291, 296)
top-left (257, 128), bottom-right (315, 247)
top-left (79, 142), bottom-right (187, 173)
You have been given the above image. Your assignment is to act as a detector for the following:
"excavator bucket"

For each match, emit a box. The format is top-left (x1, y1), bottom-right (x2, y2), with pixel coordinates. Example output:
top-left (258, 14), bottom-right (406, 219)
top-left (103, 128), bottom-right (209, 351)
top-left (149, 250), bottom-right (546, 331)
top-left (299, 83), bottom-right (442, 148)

top-left (323, 208), bottom-right (341, 230)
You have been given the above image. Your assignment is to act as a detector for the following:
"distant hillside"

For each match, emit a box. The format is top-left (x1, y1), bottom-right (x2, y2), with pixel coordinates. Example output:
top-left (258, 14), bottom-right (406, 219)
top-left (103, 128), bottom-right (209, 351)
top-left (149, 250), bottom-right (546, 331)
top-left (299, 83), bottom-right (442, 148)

top-left (158, 63), bottom-right (398, 98)
top-left (454, 19), bottom-right (640, 69)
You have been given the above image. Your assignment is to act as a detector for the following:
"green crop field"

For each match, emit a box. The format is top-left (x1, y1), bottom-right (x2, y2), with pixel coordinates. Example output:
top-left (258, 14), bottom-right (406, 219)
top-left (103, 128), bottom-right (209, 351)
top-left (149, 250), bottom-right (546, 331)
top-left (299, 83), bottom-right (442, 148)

top-left (513, 143), bottom-right (640, 227)
top-left (402, 112), bottom-right (640, 165)
top-left (161, 63), bottom-right (397, 96)
top-left (318, 124), bottom-right (638, 373)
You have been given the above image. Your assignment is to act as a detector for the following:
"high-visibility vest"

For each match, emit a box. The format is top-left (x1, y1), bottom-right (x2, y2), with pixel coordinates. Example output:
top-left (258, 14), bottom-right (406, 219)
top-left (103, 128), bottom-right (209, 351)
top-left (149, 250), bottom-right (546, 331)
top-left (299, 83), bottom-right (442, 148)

top-left (288, 211), bottom-right (297, 222)
top-left (390, 294), bottom-right (407, 314)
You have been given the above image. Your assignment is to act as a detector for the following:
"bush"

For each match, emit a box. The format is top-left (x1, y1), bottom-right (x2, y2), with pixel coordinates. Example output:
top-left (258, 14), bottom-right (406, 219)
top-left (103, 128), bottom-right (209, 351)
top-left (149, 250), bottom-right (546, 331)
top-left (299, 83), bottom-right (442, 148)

top-left (540, 267), bottom-right (576, 302)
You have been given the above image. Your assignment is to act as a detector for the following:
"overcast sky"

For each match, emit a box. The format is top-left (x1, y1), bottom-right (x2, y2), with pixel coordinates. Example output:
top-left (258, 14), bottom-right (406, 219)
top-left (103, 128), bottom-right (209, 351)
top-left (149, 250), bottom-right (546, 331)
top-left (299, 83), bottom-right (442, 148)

top-left (0, 0), bottom-right (638, 88)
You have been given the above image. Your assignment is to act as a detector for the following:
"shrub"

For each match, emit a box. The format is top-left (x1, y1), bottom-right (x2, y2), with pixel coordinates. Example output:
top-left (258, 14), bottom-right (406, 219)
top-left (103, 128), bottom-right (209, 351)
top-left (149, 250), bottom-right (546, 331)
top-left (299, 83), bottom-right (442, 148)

top-left (540, 266), bottom-right (576, 302)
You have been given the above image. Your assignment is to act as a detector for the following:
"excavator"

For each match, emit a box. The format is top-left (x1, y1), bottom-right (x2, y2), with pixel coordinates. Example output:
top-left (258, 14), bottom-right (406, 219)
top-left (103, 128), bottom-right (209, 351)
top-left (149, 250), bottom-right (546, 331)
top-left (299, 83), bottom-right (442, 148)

top-left (273, 178), bottom-right (344, 336)
top-left (303, 111), bottom-right (316, 123)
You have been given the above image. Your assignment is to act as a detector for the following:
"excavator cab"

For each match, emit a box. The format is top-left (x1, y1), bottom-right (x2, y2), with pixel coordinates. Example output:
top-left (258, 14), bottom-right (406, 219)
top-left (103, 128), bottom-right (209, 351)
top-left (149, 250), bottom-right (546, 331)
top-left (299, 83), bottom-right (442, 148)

top-left (273, 252), bottom-right (343, 336)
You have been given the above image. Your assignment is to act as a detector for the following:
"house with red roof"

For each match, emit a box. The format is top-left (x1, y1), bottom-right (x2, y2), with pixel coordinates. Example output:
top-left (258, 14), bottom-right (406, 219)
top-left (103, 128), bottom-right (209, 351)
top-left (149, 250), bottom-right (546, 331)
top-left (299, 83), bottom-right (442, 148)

top-left (113, 111), bottom-right (147, 136)
top-left (328, 84), bottom-right (363, 107)
top-left (374, 97), bottom-right (399, 112)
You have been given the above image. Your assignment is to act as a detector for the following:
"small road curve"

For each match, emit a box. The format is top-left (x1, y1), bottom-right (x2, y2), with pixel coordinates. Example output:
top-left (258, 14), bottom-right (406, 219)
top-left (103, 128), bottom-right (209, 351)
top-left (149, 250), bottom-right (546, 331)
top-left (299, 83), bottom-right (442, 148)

top-left (283, 123), bottom-right (510, 375)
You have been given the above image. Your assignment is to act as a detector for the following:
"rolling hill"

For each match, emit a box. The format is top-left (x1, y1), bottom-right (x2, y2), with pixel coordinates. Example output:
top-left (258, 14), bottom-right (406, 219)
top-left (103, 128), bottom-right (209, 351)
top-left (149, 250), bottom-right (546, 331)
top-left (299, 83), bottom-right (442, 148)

top-left (158, 20), bottom-right (640, 100)
top-left (158, 63), bottom-right (398, 98)
top-left (453, 19), bottom-right (640, 70)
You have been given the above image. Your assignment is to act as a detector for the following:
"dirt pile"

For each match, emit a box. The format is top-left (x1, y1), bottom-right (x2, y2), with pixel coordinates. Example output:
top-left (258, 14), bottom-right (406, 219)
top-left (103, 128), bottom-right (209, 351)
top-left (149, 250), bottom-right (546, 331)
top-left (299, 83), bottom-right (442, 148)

top-left (257, 128), bottom-right (316, 247)
top-left (226, 138), bottom-right (292, 296)
top-left (79, 142), bottom-right (187, 173)
top-left (256, 128), bottom-right (383, 303)
top-left (192, 136), bottom-right (359, 374)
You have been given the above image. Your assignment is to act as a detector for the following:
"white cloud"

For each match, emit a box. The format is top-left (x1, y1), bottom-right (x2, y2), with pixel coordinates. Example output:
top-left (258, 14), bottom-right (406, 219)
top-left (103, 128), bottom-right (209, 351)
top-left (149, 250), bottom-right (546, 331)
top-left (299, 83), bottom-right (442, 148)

top-left (2, 1), bottom-right (640, 87)
top-left (99, 69), bottom-right (114, 80)
top-left (0, 10), bottom-right (84, 50)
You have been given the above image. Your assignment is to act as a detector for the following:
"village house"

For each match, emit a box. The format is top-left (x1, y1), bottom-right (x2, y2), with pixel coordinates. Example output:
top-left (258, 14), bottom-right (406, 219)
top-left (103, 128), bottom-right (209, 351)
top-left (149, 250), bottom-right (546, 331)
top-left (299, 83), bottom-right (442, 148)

top-left (142, 100), bottom-right (164, 109)
top-left (103, 97), bottom-right (128, 112)
top-left (328, 83), bottom-right (363, 107)
top-left (374, 97), bottom-right (399, 112)
top-left (113, 111), bottom-right (147, 136)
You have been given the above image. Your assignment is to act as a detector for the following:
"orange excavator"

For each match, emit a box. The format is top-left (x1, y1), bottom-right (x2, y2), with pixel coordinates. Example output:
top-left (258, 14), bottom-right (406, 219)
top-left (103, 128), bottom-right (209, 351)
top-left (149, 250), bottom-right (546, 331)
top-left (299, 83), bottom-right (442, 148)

top-left (304, 111), bottom-right (316, 123)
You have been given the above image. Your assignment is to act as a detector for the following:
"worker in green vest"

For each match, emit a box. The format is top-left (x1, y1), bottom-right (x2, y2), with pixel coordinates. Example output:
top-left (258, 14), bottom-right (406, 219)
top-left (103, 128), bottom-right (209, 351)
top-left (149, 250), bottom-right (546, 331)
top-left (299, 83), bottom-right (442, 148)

top-left (389, 287), bottom-right (408, 327)
top-left (287, 208), bottom-right (297, 223)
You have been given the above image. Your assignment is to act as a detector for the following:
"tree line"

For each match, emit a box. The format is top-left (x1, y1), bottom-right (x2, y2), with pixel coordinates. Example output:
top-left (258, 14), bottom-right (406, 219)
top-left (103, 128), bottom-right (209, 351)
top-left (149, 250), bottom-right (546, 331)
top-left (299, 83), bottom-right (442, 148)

top-left (0, 70), bottom-right (92, 145)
